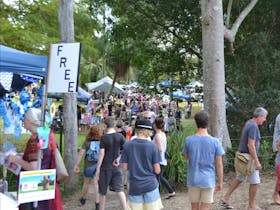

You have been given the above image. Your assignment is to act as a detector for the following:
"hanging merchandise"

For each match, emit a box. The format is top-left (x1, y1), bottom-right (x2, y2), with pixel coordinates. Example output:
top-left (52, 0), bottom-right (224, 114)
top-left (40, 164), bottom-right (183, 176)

top-left (3, 101), bottom-right (22, 139)
top-left (0, 72), bottom-right (13, 92)
top-left (32, 85), bottom-right (43, 108)
top-left (50, 103), bottom-right (56, 118)
top-left (0, 99), bottom-right (10, 128)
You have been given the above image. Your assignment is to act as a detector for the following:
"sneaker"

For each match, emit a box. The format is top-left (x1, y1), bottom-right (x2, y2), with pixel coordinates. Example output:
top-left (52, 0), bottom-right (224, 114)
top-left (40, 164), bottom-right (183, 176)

top-left (79, 197), bottom-right (86, 205)
top-left (165, 191), bottom-right (176, 199)
top-left (168, 192), bottom-right (176, 197)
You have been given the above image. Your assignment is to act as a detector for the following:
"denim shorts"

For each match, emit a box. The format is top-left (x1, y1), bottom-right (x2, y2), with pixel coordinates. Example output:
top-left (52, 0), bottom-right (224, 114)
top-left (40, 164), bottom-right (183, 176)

top-left (128, 187), bottom-right (163, 210)
top-left (84, 164), bottom-right (97, 178)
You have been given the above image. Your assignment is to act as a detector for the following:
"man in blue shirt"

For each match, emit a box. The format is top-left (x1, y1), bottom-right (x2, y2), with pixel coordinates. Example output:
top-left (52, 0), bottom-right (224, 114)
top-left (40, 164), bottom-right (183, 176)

top-left (183, 110), bottom-right (225, 210)
top-left (220, 107), bottom-right (268, 210)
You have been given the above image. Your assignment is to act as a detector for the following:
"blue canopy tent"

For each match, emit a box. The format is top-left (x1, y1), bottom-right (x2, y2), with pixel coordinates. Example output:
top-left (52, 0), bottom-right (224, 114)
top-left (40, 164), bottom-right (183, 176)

top-left (48, 87), bottom-right (92, 104)
top-left (158, 79), bottom-right (181, 88)
top-left (0, 44), bottom-right (48, 77)
top-left (0, 44), bottom-right (48, 96)
top-left (172, 90), bottom-right (194, 101)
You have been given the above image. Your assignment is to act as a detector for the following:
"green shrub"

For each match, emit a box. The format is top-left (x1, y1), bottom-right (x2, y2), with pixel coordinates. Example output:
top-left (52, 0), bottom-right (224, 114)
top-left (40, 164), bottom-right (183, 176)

top-left (164, 118), bottom-right (197, 187)
top-left (259, 137), bottom-right (275, 171)
top-left (165, 130), bottom-right (187, 186)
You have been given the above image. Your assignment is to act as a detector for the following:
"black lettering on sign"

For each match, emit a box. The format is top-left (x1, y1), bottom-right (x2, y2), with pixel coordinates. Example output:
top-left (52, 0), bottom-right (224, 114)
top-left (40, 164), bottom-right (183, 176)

top-left (65, 69), bottom-right (71, 80)
top-left (60, 57), bottom-right (67, 68)
top-left (57, 45), bottom-right (63, 56)
top-left (68, 82), bottom-right (74, 92)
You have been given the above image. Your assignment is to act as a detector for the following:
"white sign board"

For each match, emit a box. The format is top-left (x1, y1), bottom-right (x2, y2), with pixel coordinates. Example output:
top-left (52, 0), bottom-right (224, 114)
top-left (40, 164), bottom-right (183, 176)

top-left (47, 43), bottom-right (81, 93)
top-left (18, 169), bottom-right (56, 204)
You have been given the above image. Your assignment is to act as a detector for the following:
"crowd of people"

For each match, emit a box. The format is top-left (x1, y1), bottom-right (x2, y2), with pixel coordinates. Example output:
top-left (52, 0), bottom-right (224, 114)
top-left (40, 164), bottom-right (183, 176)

top-left (73, 103), bottom-right (279, 210)
top-left (6, 90), bottom-right (280, 210)
top-left (78, 92), bottom-right (193, 135)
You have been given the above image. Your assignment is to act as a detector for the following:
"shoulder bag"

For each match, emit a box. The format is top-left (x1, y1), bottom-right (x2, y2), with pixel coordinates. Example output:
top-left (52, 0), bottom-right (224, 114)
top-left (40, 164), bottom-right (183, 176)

top-left (234, 151), bottom-right (254, 176)
top-left (55, 148), bottom-right (69, 182)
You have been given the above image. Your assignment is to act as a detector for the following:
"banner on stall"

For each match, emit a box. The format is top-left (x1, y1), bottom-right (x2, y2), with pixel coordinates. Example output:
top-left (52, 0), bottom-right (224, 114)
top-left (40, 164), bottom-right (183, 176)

top-left (18, 169), bottom-right (56, 204)
top-left (48, 43), bottom-right (81, 93)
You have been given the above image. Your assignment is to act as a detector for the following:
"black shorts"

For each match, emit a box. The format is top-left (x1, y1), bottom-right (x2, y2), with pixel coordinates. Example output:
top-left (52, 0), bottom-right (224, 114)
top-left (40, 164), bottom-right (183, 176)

top-left (98, 167), bottom-right (124, 195)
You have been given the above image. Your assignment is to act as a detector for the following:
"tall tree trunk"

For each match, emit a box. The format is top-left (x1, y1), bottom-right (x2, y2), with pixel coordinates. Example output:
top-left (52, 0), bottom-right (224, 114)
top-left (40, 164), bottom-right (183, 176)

top-left (201, 0), bottom-right (231, 149)
top-left (58, 0), bottom-right (78, 190)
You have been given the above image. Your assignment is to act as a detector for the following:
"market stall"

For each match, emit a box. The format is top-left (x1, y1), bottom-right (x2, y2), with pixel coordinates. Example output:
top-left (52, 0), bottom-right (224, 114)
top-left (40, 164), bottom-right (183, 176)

top-left (0, 44), bottom-right (48, 208)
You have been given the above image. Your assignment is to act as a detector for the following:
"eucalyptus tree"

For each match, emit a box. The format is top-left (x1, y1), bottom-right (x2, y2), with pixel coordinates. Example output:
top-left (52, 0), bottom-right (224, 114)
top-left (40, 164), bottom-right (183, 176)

top-left (201, 0), bottom-right (258, 148)
top-left (58, 0), bottom-right (78, 190)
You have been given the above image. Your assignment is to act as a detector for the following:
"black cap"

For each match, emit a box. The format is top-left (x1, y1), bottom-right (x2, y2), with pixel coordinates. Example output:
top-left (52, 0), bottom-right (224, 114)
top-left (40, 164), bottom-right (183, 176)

top-left (135, 119), bottom-right (153, 130)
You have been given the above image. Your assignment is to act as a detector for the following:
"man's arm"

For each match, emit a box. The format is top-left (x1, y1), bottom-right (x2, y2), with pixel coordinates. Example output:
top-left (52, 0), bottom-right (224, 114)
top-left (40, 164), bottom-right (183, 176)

top-left (248, 138), bottom-right (262, 170)
top-left (96, 148), bottom-right (105, 180)
top-left (215, 156), bottom-right (223, 192)
top-left (153, 162), bottom-right (161, 174)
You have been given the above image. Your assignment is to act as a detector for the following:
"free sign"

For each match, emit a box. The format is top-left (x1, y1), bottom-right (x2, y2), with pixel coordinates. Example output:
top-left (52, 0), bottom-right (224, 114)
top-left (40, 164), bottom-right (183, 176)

top-left (47, 43), bottom-right (81, 93)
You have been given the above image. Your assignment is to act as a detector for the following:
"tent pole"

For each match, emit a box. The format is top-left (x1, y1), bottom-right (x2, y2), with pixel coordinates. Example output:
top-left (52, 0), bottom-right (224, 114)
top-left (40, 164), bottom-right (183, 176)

top-left (33, 81), bottom-right (47, 208)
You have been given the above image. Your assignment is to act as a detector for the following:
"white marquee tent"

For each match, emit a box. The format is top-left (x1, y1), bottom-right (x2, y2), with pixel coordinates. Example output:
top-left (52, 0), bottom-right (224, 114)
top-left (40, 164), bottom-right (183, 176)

top-left (86, 76), bottom-right (124, 94)
top-left (186, 81), bottom-right (203, 88)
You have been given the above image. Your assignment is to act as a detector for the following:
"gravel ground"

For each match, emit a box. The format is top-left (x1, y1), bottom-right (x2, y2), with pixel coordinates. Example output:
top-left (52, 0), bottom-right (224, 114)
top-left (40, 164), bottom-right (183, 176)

top-left (63, 172), bottom-right (280, 210)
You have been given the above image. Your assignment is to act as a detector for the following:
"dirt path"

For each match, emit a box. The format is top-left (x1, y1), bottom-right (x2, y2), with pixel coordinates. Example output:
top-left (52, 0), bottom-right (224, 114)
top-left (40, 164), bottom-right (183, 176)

top-left (63, 172), bottom-right (280, 210)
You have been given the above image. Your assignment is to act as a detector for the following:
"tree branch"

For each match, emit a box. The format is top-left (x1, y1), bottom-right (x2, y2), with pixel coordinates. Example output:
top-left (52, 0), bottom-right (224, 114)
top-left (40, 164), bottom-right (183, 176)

top-left (226, 0), bottom-right (233, 28)
top-left (132, 2), bottom-right (202, 59)
top-left (224, 0), bottom-right (259, 43)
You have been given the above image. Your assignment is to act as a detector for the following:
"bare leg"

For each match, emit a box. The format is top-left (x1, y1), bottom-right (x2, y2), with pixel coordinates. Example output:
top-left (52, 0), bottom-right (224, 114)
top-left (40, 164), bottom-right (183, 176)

top-left (99, 194), bottom-right (106, 210)
top-left (191, 202), bottom-right (199, 210)
top-left (200, 202), bottom-right (211, 210)
top-left (222, 178), bottom-right (242, 203)
top-left (81, 178), bottom-right (91, 198)
top-left (117, 191), bottom-right (127, 210)
top-left (248, 184), bottom-right (258, 209)
top-left (94, 177), bottom-right (100, 203)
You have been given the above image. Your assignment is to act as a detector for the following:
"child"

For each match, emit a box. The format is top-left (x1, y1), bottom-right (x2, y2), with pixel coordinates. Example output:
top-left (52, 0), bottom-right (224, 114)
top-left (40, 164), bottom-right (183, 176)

top-left (120, 119), bottom-right (163, 210)
top-left (74, 126), bottom-right (101, 210)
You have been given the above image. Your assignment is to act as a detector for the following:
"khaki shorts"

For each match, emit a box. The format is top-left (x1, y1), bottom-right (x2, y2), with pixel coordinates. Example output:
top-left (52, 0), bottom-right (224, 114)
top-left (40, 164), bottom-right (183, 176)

top-left (188, 187), bottom-right (214, 203)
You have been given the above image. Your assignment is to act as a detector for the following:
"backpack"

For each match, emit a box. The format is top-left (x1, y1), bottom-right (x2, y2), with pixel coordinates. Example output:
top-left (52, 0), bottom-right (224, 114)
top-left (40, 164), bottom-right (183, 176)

top-left (86, 141), bottom-right (100, 162)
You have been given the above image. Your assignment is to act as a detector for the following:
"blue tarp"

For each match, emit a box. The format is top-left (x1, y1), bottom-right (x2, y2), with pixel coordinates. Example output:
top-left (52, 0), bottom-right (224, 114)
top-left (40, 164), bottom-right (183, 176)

top-left (0, 44), bottom-right (48, 77)
top-left (172, 90), bottom-right (193, 101)
top-left (158, 79), bottom-right (181, 88)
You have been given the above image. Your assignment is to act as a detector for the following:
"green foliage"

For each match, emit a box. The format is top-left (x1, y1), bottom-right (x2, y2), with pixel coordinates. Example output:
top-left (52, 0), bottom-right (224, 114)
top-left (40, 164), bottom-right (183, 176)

top-left (164, 130), bottom-right (186, 186)
top-left (259, 138), bottom-right (275, 171)
top-left (223, 145), bottom-right (238, 173)
top-left (93, 0), bottom-right (202, 87)
top-left (164, 118), bottom-right (197, 187)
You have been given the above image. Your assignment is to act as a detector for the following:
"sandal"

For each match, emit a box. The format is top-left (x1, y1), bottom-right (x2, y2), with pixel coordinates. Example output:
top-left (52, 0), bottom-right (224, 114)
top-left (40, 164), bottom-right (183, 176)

top-left (218, 200), bottom-right (234, 209)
